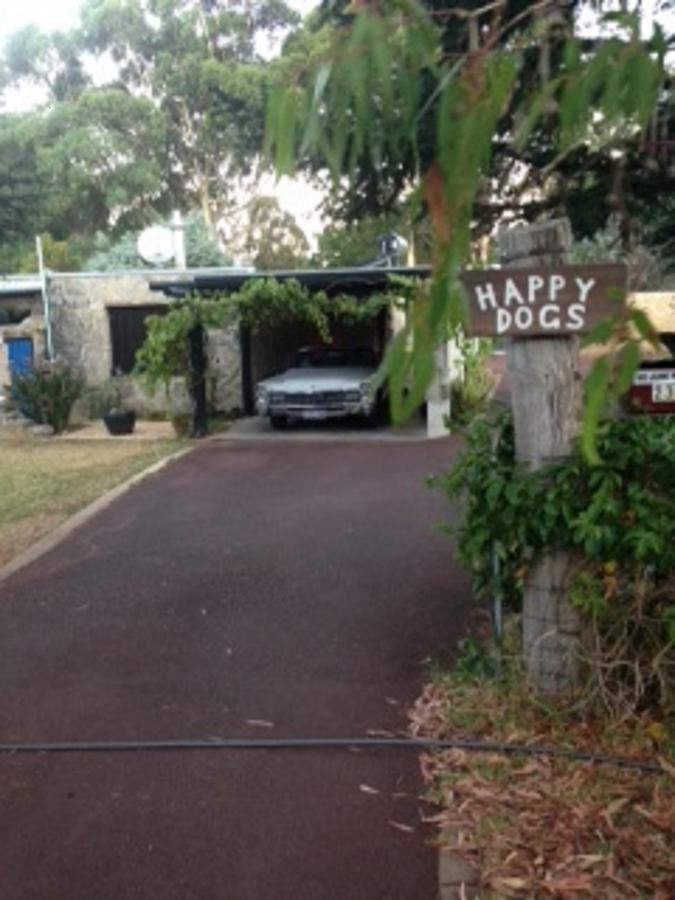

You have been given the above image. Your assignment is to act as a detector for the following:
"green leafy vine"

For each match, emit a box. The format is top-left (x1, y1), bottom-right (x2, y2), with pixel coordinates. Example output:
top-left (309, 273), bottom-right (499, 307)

top-left (432, 408), bottom-right (675, 714)
top-left (134, 279), bottom-right (394, 392)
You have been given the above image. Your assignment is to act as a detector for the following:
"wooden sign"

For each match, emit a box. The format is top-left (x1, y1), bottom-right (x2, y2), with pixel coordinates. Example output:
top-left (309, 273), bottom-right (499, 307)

top-left (461, 263), bottom-right (626, 338)
top-left (498, 218), bottom-right (572, 264)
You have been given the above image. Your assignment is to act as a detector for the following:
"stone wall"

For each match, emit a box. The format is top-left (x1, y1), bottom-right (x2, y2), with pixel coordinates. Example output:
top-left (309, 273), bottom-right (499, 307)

top-left (49, 274), bottom-right (242, 415)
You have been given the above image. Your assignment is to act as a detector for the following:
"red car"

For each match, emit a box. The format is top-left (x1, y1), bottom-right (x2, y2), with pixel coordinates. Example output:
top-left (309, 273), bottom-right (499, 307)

top-left (627, 333), bottom-right (675, 415)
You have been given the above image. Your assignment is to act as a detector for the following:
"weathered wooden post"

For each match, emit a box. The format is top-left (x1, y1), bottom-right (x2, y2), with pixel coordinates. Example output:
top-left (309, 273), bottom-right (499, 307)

top-left (188, 323), bottom-right (208, 438)
top-left (498, 219), bottom-right (581, 693)
top-left (459, 223), bottom-right (626, 693)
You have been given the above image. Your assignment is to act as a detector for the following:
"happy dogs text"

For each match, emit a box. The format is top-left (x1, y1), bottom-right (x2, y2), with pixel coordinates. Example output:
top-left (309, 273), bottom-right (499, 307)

top-left (476, 273), bottom-right (593, 334)
top-left (461, 265), bottom-right (626, 338)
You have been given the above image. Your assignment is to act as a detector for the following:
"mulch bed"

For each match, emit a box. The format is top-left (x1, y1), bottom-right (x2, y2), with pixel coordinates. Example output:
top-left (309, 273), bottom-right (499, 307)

top-left (410, 677), bottom-right (674, 898)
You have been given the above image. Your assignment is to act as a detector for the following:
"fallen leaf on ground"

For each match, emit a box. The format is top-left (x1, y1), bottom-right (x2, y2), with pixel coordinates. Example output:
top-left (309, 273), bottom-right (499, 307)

top-left (359, 784), bottom-right (380, 795)
top-left (410, 677), bottom-right (674, 898)
top-left (388, 820), bottom-right (415, 833)
top-left (491, 876), bottom-right (529, 891)
top-left (539, 874), bottom-right (594, 892)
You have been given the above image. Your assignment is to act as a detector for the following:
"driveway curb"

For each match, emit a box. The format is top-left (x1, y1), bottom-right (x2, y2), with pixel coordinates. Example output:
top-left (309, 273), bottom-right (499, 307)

top-left (439, 843), bottom-right (479, 899)
top-left (0, 444), bottom-right (194, 586)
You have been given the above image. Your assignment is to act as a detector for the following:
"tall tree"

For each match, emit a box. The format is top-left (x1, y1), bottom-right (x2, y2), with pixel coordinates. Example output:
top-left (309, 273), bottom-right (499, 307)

top-left (0, 0), bottom-right (302, 253)
top-left (37, 89), bottom-right (173, 237)
top-left (79, 0), bottom-right (300, 231)
top-left (313, 206), bottom-right (432, 267)
top-left (1, 24), bottom-right (89, 102)
top-left (0, 114), bottom-right (48, 248)
top-left (84, 210), bottom-right (231, 270)
top-left (223, 195), bottom-right (310, 268)
top-left (0, 92), bottom-right (171, 266)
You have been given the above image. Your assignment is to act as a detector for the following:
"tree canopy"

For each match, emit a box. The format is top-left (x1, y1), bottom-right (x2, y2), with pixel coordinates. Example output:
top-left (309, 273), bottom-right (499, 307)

top-left (1, 0), bottom-right (671, 289)
top-left (0, 0), bottom-right (304, 268)
top-left (83, 211), bottom-right (232, 271)
top-left (223, 195), bottom-right (310, 269)
top-left (274, 1), bottom-right (674, 264)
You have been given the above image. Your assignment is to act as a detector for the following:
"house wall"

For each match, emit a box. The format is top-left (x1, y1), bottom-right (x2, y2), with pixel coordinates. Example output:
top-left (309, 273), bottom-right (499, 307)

top-left (48, 274), bottom-right (242, 415)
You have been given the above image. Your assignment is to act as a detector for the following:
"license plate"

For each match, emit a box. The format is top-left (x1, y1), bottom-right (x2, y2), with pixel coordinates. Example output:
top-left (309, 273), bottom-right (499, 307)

top-left (652, 383), bottom-right (675, 403)
top-left (302, 410), bottom-right (328, 420)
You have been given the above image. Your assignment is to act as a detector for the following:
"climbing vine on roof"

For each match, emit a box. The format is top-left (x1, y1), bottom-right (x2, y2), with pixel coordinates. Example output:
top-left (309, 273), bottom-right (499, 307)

top-left (224, 277), bottom-right (393, 338)
top-left (134, 278), bottom-right (398, 392)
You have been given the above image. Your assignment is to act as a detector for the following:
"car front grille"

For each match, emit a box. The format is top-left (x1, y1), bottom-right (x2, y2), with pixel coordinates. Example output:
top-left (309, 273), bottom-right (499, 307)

top-left (269, 391), bottom-right (354, 407)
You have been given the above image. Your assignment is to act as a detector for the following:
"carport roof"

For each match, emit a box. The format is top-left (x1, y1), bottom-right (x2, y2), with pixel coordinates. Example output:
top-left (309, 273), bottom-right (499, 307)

top-left (150, 265), bottom-right (432, 299)
top-left (0, 277), bottom-right (42, 296)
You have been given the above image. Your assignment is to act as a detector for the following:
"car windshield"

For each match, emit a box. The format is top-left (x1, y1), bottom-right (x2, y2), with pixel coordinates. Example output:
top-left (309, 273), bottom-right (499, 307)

top-left (295, 348), bottom-right (377, 369)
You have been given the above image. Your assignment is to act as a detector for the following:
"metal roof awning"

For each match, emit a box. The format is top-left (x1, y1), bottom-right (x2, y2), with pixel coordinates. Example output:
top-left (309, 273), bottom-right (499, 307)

top-left (0, 277), bottom-right (43, 297)
top-left (150, 265), bottom-right (432, 299)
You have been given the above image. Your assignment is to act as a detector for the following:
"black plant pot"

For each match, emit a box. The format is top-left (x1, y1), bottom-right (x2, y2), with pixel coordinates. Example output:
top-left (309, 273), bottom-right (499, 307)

top-left (103, 410), bottom-right (136, 435)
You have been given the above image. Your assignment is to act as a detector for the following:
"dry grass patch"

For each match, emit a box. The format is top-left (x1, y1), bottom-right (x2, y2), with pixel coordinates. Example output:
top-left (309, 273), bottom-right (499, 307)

top-left (0, 431), bottom-right (183, 566)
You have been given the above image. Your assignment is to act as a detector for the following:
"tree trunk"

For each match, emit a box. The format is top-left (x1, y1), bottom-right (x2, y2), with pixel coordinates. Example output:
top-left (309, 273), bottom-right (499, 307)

top-left (199, 179), bottom-right (215, 236)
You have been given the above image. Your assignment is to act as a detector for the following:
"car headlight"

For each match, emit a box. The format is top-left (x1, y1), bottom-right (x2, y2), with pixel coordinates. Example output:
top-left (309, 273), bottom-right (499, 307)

top-left (255, 386), bottom-right (269, 410)
top-left (360, 381), bottom-right (373, 398)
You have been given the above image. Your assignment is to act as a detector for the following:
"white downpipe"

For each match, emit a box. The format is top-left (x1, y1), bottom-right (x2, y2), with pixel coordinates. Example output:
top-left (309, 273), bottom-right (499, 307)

top-left (36, 235), bottom-right (54, 360)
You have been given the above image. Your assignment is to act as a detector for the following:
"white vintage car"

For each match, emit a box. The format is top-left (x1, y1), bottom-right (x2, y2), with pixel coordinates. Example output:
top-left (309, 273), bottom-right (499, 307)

top-left (255, 346), bottom-right (382, 429)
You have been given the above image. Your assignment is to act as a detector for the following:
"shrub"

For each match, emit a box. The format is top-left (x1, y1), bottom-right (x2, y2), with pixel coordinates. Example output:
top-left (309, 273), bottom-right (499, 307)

top-left (433, 408), bottom-right (675, 717)
top-left (11, 363), bottom-right (84, 434)
top-left (84, 377), bottom-right (131, 418)
top-left (450, 338), bottom-right (495, 426)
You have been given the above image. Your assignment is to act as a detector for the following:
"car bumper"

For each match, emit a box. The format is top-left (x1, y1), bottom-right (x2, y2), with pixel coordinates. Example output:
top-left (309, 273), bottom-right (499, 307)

top-left (627, 363), bottom-right (675, 415)
top-left (258, 401), bottom-right (374, 419)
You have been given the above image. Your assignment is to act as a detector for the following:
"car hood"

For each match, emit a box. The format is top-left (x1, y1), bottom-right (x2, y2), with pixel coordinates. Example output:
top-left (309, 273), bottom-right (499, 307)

top-left (259, 366), bottom-right (376, 392)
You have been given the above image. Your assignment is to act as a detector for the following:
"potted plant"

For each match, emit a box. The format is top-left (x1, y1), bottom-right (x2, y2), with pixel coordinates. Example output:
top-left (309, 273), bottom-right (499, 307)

top-left (163, 378), bottom-right (191, 435)
top-left (170, 411), bottom-right (191, 436)
top-left (100, 377), bottom-right (136, 435)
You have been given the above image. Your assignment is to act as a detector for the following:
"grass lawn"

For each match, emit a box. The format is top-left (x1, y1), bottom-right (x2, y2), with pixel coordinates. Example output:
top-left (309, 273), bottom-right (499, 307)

top-left (0, 431), bottom-right (183, 567)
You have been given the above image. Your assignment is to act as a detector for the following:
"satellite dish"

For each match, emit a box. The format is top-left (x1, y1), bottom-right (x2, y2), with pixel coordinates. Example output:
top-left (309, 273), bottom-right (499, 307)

top-left (137, 225), bottom-right (175, 267)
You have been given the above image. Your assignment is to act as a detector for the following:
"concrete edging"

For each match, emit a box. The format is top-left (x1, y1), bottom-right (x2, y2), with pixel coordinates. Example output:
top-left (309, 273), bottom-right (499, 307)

top-left (439, 844), bottom-right (478, 899)
top-left (0, 445), bottom-right (194, 586)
